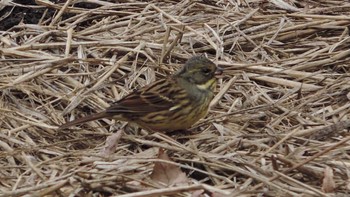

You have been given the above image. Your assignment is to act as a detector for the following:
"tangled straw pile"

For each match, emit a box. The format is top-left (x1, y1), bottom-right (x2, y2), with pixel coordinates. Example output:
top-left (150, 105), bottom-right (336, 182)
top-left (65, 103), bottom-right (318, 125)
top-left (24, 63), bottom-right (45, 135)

top-left (1, 0), bottom-right (350, 196)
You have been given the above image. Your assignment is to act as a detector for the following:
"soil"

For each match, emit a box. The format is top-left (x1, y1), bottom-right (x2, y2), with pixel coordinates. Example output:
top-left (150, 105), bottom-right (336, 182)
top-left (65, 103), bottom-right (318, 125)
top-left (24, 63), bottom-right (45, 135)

top-left (0, 0), bottom-right (101, 31)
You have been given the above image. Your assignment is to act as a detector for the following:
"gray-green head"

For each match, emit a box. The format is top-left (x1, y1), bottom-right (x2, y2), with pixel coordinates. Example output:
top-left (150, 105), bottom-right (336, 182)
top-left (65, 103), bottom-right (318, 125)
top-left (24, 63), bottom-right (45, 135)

top-left (176, 55), bottom-right (222, 85)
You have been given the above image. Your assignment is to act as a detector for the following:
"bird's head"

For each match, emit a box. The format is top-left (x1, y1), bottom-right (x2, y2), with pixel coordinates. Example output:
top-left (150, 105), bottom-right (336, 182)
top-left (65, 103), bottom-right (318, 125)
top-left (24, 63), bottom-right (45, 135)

top-left (176, 55), bottom-right (223, 87)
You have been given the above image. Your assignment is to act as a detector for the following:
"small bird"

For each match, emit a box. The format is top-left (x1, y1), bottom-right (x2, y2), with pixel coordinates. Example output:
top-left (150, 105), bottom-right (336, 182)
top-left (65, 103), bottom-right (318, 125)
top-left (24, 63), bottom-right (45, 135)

top-left (59, 55), bottom-right (223, 132)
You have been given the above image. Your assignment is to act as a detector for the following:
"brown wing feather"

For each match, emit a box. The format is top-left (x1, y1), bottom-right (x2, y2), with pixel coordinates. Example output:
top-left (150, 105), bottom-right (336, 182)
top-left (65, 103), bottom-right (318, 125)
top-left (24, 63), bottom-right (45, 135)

top-left (59, 78), bottom-right (186, 129)
top-left (106, 78), bottom-right (183, 117)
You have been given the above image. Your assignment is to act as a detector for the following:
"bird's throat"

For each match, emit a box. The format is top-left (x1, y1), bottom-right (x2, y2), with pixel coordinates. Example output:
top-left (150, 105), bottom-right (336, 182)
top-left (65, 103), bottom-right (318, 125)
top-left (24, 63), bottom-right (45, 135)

top-left (196, 78), bottom-right (216, 91)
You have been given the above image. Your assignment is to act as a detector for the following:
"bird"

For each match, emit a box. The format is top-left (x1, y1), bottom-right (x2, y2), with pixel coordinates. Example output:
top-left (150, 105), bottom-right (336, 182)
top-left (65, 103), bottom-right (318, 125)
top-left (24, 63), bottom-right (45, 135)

top-left (59, 55), bottom-right (223, 132)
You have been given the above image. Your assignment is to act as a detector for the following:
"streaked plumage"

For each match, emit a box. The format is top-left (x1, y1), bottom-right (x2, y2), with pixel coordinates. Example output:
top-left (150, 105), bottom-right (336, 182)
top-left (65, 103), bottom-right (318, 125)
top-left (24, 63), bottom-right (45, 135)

top-left (59, 55), bottom-right (222, 132)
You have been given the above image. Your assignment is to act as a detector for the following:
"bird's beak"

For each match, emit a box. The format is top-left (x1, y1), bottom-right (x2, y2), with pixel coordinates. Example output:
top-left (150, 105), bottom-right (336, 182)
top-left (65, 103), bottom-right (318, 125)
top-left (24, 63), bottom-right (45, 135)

top-left (215, 66), bottom-right (223, 75)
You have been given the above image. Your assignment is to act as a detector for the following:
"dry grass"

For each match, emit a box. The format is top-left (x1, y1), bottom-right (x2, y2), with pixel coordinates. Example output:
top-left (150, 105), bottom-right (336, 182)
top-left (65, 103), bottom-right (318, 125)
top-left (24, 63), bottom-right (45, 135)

top-left (1, 0), bottom-right (350, 196)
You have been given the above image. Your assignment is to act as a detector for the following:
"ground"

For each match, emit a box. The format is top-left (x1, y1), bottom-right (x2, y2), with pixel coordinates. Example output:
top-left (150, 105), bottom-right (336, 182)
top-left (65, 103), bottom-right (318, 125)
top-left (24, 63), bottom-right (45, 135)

top-left (1, 0), bottom-right (350, 196)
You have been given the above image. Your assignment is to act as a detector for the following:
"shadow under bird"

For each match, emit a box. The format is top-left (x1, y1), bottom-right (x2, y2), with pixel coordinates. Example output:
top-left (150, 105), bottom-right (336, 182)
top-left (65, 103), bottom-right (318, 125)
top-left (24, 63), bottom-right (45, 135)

top-left (59, 55), bottom-right (223, 132)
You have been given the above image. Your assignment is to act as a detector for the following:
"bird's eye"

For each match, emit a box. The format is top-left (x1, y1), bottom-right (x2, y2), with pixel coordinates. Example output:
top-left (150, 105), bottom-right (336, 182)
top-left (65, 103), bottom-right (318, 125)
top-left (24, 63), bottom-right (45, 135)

top-left (201, 68), bottom-right (211, 75)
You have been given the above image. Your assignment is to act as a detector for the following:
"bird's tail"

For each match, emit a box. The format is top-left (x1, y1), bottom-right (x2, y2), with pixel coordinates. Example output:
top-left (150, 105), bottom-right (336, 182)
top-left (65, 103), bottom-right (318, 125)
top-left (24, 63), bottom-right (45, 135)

top-left (59, 112), bottom-right (109, 130)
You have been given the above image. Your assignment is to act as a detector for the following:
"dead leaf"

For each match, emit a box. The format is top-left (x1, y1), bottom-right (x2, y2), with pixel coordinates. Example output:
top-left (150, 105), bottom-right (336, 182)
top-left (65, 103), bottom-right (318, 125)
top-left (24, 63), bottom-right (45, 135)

top-left (212, 192), bottom-right (232, 197)
top-left (321, 166), bottom-right (335, 193)
top-left (95, 147), bottom-right (158, 170)
top-left (270, 0), bottom-right (300, 12)
top-left (213, 123), bottom-right (225, 143)
top-left (99, 129), bottom-right (123, 156)
top-left (150, 148), bottom-right (189, 186)
top-left (191, 189), bottom-right (205, 197)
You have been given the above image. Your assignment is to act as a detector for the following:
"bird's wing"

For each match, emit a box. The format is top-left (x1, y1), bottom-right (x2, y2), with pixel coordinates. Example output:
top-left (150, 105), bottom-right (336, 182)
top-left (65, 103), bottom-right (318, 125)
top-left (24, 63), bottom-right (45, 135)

top-left (106, 78), bottom-right (185, 115)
